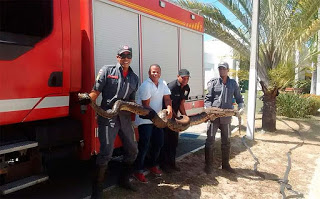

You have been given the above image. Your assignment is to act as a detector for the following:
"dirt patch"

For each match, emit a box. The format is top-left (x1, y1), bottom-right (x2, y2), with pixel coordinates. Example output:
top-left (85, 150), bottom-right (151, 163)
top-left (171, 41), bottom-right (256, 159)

top-left (105, 114), bottom-right (320, 199)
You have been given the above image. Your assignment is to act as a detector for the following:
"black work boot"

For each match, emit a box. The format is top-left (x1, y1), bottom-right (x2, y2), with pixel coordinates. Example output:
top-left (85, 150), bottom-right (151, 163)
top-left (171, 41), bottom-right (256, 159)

top-left (204, 146), bottom-right (214, 174)
top-left (91, 165), bottom-right (107, 199)
top-left (170, 146), bottom-right (180, 172)
top-left (160, 164), bottom-right (174, 173)
top-left (171, 162), bottom-right (181, 172)
top-left (119, 163), bottom-right (138, 192)
top-left (169, 156), bottom-right (180, 172)
top-left (221, 146), bottom-right (236, 173)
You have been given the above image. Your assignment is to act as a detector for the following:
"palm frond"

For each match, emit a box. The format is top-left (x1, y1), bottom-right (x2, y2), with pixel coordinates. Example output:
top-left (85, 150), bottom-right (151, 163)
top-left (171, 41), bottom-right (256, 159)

top-left (218, 0), bottom-right (251, 30)
top-left (296, 19), bottom-right (320, 46)
top-left (204, 18), bottom-right (249, 56)
top-left (175, 0), bottom-right (250, 45)
top-left (176, 0), bottom-right (320, 89)
top-left (238, 0), bottom-right (252, 18)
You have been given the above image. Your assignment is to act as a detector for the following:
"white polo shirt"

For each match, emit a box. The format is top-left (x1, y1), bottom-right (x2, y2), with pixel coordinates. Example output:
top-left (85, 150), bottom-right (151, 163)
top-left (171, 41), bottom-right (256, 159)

top-left (135, 78), bottom-right (171, 126)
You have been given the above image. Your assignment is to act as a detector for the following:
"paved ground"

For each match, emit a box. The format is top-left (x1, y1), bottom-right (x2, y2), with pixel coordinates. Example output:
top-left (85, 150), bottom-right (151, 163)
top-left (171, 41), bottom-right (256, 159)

top-left (102, 114), bottom-right (320, 199)
top-left (308, 157), bottom-right (320, 198)
top-left (5, 117), bottom-right (240, 199)
top-left (177, 116), bottom-right (240, 158)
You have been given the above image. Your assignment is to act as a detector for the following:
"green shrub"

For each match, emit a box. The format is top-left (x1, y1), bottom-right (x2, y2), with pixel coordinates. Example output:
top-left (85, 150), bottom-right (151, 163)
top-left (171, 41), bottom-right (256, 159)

top-left (276, 93), bottom-right (317, 118)
top-left (295, 79), bottom-right (311, 94)
top-left (302, 94), bottom-right (320, 115)
top-left (239, 80), bottom-right (248, 93)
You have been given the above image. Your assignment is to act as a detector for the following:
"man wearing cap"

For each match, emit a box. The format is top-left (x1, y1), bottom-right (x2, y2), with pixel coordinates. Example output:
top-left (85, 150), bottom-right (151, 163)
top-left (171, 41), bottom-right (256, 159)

top-left (160, 69), bottom-right (190, 173)
top-left (79, 45), bottom-right (139, 198)
top-left (204, 61), bottom-right (244, 174)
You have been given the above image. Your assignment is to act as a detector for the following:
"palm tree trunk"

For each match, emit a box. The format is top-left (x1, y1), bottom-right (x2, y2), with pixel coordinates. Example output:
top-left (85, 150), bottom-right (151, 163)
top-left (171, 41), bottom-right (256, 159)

top-left (317, 11), bottom-right (320, 95)
top-left (262, 92), bottom-right (277, 132)
top-left (310, 62), bottom-right (317, 94)
top-left (260, 81), bottom-right (278, 132)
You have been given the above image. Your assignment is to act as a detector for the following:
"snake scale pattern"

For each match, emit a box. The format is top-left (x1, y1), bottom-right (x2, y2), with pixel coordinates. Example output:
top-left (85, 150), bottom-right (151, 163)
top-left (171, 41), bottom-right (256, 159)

top-left (78, 93), bottom-right (239, 132)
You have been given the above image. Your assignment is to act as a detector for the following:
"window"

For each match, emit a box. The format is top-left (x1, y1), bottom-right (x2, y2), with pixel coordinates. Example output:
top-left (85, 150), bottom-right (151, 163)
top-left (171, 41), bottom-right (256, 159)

top-left (0, 0), bottom-right (53, 60)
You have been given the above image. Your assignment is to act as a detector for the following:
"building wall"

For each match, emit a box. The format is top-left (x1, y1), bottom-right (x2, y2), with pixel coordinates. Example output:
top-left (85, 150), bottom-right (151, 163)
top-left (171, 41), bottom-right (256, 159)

top-left (204, 38), bottom-right (238, 89)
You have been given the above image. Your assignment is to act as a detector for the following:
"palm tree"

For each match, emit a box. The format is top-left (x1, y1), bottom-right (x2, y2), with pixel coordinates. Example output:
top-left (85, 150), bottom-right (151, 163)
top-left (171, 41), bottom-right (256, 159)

top-left (175, 0), bottom-right (320, 131)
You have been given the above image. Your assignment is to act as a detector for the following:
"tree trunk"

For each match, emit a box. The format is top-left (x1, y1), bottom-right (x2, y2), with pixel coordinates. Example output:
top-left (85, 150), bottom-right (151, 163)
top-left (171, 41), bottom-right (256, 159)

top-left (310, 62), bottom-right (317, 94)
top-left (261, 91), bottom-right (277, 132)
top-left (317, 15), bottom-right (320, 95)
top-left (260, 81), bottom-right (278, 132)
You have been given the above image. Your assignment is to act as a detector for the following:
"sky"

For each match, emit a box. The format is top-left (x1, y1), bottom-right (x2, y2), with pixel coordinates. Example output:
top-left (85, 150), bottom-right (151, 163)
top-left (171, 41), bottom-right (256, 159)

top-left (197, 0), bottom-right (242, 41)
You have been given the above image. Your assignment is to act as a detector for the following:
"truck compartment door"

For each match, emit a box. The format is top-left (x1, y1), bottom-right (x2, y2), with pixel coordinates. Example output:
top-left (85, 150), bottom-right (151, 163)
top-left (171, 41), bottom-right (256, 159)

top-left (141, 16), bottom-right (179, 82)
top-left (180, 29), bottom-right (204, 100)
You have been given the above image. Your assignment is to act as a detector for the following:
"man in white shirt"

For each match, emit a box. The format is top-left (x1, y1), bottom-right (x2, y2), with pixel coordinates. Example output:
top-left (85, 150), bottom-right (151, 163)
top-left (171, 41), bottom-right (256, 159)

top-left (134, 64), bottom-right (172, 183)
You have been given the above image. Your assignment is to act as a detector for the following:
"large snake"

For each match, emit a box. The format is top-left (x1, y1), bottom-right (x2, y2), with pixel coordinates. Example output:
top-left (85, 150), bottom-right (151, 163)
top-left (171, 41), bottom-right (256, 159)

top-left (78, 93), bottom-right (240, 132)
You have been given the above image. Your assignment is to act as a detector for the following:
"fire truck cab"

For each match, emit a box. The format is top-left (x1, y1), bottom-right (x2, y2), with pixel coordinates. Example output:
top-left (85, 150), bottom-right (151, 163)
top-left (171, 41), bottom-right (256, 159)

top-left (0, 0), bottom-right (204, 195)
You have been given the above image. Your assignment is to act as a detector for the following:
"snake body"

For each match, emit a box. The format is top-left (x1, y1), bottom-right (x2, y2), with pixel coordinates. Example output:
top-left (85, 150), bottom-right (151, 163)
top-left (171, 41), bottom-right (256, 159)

top-left (78, 93), bottom-right (238, 132)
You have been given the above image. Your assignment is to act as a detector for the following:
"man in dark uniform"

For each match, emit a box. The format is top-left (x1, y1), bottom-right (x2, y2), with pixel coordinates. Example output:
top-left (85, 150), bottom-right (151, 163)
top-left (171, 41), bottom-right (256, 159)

top-left (160, 69), bottom-right (190, 173)
top-left (204, 62), bottom-right (244, 174)
top-left (79, 45), bottom-right (139, 198)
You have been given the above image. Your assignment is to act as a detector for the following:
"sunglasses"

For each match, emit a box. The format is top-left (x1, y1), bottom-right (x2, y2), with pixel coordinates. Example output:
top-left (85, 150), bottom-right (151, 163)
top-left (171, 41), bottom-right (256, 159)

top-left (119, 54), bottom-right (132, 59)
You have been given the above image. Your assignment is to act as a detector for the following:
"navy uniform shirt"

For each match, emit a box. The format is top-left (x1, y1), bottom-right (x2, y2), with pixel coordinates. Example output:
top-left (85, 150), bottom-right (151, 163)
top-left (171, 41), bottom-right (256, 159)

top-left (93, 62), bottom-right (139, 110)
top-left (167, 79), bottom-right (190, 114)
top-left (204, 76), bottom-right (243, 123)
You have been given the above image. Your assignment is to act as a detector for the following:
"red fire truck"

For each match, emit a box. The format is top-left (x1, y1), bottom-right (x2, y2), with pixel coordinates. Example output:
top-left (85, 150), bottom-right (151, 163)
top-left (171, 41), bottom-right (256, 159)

top-left (0, 0), bottom-right (204, 194)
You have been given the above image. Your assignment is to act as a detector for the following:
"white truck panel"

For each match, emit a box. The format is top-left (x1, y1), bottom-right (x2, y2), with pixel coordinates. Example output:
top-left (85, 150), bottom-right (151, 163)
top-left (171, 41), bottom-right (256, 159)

top-left (92, 0), bottom-right (203, 103)
top-left (141, 16), bottom-right (178, 83)
top-left (180, 29), bottom-right (204, 99)
top-left (93, 0), bottom-right (140, 76)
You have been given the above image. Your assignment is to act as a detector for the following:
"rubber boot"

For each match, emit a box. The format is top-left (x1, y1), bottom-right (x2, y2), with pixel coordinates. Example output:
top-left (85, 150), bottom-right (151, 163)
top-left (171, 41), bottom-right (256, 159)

top-left (170, 145), bottom-right (180, 172)
top-left (204, 146), bottom-right (214, 174)
top-left (91, 165), bottom-right (107, 199)
top-left (221, 145), bottom-right (235, 173)
top-left (171, 160), bottom-right (181, 172)
top-left (119, 163), bottom-right (138, 192)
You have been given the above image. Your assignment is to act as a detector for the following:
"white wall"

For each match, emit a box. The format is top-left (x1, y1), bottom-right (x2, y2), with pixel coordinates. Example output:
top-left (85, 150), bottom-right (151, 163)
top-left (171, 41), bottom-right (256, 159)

top-left (204, 38), bottom-right (237, 88)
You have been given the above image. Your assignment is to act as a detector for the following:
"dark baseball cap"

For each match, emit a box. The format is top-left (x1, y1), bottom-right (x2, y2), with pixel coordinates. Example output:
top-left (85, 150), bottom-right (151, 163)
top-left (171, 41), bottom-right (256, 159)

top-left (117, 45), bottom-right (132, 55)
top-left (178, 69), bottom-right (190, 77)
top-left (218, 61), bottom-right (229, 69)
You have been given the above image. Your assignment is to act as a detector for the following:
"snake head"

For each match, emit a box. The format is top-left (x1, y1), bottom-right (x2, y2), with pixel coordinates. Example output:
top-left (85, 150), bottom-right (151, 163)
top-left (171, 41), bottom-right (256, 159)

top-left (78, 93), bottom-right (91, 105)
top-left (235, 108), bottom-right (244, 118)
top-left (158, 109), bottom-right (168, 123)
